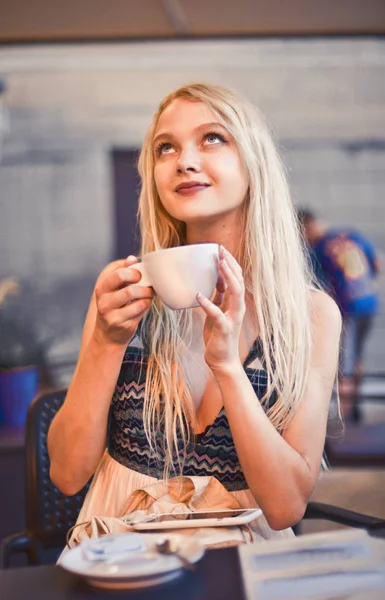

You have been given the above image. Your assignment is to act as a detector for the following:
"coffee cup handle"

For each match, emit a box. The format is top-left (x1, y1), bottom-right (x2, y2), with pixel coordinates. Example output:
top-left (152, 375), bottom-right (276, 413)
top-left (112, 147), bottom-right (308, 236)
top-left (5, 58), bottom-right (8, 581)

top-left (128, 262), bottom-right (152, 287)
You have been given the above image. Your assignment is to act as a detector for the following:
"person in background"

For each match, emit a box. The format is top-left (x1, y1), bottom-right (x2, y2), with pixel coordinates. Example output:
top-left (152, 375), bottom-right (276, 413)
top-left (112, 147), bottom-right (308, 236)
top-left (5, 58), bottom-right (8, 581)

top-left (298, 209), bottom-right (381, 421)
top-left (47, 84), bottom-right (341, 547)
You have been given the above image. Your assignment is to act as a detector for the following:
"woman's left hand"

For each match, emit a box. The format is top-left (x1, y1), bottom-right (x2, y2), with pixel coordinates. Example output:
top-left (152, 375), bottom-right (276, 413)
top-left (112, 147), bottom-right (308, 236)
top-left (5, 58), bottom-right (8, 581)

top-left (196, 246), bottom-right (246, 374)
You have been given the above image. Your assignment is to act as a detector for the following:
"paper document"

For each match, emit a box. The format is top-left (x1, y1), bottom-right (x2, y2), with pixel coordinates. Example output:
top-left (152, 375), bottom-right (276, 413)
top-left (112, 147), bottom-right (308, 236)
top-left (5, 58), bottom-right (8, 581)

top-left (239, 529), bottom-right (385, 600)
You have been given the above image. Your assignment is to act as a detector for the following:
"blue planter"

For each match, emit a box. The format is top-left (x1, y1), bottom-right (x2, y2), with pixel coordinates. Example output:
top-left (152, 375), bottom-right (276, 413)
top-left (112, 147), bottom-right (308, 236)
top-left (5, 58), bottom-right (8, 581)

top-left (0, 366), bottom-right (39, 429)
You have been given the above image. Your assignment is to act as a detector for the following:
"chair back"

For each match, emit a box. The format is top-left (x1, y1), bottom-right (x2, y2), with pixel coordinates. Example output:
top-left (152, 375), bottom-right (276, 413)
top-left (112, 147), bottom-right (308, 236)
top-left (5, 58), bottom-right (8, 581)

top-left (25, 389), bottom-right (90, 549)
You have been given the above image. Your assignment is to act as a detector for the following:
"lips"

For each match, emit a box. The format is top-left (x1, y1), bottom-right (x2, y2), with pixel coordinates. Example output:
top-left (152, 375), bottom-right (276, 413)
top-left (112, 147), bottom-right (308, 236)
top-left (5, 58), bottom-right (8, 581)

top-left (174, 181), bottom-right (211, 194)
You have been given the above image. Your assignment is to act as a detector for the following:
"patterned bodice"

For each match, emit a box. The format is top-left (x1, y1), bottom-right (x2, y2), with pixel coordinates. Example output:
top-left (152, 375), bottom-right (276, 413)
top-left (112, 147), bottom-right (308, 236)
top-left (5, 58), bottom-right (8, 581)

top-left (107, 338), bottom-right (277, 492)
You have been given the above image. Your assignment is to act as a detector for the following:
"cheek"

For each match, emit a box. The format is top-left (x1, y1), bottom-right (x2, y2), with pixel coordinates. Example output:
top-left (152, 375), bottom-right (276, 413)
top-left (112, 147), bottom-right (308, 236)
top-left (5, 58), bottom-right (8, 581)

top-left (219, 155), bottom-right (248, 192)
top-left (153, 165), bottom-right (162, 191)
top-left (153, 165), bottom-right (169, 201)
top-left (154, 165), bottom-right (174, 215)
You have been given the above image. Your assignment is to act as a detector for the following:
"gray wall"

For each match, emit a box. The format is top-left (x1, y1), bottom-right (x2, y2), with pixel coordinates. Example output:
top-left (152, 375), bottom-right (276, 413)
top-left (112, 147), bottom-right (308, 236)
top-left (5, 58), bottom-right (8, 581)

top-left (0, 38), bottom-right (384, 379)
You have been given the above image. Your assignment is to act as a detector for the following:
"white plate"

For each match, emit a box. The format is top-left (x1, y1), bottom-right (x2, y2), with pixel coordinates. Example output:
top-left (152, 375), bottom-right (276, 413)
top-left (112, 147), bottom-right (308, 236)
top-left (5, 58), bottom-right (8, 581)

top-left (87, 570), bottom-right (182, 590)
top-left (60, 533), bottom-right (204, 590)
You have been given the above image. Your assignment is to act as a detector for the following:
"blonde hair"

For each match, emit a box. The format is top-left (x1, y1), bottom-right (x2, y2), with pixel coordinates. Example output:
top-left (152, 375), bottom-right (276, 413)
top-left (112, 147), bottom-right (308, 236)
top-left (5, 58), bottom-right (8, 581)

top-left (137, 83), bottom-right (313, 476)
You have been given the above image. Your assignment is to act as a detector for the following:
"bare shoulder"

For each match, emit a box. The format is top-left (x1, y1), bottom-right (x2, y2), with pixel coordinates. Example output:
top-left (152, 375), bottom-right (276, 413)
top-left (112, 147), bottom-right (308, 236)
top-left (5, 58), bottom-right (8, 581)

top-left (310, 289), bottom-right (342, 336)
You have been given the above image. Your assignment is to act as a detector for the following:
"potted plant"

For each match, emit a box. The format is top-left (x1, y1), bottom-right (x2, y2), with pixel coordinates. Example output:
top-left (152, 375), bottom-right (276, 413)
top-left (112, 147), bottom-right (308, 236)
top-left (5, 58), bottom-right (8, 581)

top-left (0, 278), bottom-right (53, 430)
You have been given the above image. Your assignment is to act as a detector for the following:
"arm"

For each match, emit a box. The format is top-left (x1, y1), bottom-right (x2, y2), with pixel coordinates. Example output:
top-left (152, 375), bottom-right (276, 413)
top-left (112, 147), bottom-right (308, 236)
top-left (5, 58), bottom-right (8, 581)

top-left (355, 233), bottom-right (381, 277)
top-left (197, 248), bottom-right (341, 530)
top-left (47, 256), bottom-right (155, 496)
top-left (216, 292), bottom-right (340, 530)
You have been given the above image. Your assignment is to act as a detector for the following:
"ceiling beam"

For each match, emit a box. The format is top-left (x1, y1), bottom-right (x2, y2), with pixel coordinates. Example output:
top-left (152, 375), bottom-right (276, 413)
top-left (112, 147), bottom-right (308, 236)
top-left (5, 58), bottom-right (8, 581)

top-left (0, 0), bottom-right (384, 43)
top-left (161, 0), bottom-right (191, 34)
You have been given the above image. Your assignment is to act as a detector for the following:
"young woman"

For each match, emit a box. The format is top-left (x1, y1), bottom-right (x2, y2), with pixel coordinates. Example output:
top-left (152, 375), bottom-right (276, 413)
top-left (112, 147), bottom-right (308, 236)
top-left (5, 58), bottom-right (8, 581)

top-left (47, 83), bottom-right (341, 539)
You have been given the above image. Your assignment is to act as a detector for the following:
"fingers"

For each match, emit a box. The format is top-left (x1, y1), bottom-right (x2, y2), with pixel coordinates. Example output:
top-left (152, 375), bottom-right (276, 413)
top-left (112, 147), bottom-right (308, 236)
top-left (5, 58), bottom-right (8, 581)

top-left (211, 246), bottom-right (242, 307)
top-left (96, 256), bottom-right (150, 295)
top-left (104, 297), bottom-right (154, 328)
top-left (216, 270), bottom-right (227, 294)
top-left (199, 246), bottom-right (245, 324)
top-left (123, 255), bottom-right (140, 268)
top-left (217, 248), bottom-right (244, 309)
top-left (220, 258), bottom-right (242, 295)
top-left (95, 255), bottom-right (155, 325)
top-left (211, 270), bottom-right (227, 306)
top-left (97, 283), bottom-right (156, 314)
top-left (196, 292), bottom-right (231, 332)
top-left (98, 268), bottom-right (140, 296)
top-left (219, 246), bottom-right (243, 282)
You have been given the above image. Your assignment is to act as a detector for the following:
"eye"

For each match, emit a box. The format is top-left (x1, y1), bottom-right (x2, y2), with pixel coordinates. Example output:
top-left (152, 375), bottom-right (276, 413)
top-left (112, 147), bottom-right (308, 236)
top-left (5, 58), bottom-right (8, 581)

top-left (203, 132), bottom-right (227, 146)
top-left (155, 142), bottom-right (174, 157)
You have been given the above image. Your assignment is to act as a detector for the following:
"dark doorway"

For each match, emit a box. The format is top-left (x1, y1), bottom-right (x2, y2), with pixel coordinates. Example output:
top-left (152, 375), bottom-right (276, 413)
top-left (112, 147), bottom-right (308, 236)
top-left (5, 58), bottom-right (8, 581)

top-left (111, 148), bottom-right (142, 260)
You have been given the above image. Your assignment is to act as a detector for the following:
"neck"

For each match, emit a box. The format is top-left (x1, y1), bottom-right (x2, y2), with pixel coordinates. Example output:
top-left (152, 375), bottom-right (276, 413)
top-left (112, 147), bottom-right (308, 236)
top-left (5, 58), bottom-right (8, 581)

top-left (185, 214), bottom-right (243, 257)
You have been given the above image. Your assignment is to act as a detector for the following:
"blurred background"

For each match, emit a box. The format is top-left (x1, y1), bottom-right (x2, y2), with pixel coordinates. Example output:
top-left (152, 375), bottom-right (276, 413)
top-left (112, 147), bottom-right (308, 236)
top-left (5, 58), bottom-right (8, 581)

top-left (0, 0), bottom-right (384, 559)
top-left (0, 1), bottom-right (384, 385)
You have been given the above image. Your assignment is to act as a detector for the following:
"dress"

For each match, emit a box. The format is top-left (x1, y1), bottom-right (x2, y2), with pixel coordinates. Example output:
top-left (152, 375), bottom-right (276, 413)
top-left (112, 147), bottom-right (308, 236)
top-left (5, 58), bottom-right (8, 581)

top-left (74, 335), bottom-right (294, 542)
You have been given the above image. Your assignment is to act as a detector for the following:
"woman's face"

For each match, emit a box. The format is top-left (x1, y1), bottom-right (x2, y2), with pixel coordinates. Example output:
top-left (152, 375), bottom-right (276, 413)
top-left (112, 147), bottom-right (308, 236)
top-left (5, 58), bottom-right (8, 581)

top-left (152, 98), bottom-right (248, 227)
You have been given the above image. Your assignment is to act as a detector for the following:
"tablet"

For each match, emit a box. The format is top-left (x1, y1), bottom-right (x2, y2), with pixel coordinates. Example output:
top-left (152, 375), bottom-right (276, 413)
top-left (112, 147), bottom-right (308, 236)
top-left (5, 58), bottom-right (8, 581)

top-left (132, 508), bottom-right (262, 530)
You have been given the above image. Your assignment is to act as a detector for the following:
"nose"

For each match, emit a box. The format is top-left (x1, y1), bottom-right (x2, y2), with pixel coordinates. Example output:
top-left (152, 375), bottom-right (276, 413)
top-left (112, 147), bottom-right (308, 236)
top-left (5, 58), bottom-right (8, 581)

top-left (176, 145), bottom-right (201, 174)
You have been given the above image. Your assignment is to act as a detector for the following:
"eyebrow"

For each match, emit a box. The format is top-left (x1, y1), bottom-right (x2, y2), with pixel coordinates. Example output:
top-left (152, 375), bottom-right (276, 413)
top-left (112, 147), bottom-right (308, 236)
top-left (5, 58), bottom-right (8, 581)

top-left (152, 121), bottom-right (228, 147)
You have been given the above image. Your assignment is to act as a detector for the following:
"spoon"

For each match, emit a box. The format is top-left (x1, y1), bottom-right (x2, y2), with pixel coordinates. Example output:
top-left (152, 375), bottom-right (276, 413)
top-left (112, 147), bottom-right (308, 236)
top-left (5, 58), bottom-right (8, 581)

top-left (155, 539), bottom-right (195, 570)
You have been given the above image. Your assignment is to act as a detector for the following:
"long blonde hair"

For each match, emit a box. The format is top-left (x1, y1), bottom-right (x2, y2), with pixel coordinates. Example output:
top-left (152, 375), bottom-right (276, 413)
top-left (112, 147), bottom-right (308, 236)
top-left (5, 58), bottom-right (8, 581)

top-left (137, 83), bottom-right (313, 476)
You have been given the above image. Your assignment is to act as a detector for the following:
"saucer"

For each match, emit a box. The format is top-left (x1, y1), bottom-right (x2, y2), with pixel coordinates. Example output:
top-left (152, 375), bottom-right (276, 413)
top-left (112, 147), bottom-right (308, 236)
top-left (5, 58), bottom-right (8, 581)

top-left (60, 533), bottom-right (204, 590)
top-left (87, 570), bottom-right (182, 590)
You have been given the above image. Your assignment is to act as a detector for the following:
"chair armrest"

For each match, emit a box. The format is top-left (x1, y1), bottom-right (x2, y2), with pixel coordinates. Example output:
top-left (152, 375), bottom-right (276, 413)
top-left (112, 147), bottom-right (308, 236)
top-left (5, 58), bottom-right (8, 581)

top-left (304, 502), bottom-right (385, 537)
top-left (0, 531), bottom-right (39, 568)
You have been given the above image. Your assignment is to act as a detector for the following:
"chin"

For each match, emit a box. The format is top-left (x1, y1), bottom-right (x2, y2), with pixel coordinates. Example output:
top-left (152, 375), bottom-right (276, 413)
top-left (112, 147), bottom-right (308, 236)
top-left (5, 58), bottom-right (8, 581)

top-left (177, 212), bottom-right (224, 225)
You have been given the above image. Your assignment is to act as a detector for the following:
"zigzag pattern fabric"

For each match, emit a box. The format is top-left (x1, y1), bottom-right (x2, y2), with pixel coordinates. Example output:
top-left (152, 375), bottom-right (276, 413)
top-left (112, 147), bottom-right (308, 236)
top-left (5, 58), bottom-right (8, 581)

top-left (108, 341), bottom-right (277, 492)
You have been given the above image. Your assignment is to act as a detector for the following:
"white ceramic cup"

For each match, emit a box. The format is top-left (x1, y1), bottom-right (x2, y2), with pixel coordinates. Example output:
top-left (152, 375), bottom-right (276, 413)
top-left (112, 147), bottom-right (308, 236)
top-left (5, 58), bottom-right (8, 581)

top-left (129, 243), bottom-right (219, 310)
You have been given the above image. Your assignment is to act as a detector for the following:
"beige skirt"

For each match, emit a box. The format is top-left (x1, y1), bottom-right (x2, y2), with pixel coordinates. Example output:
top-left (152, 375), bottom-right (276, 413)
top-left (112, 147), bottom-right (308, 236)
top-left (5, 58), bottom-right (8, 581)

top-left (69, 452), bottom-right (294, 546)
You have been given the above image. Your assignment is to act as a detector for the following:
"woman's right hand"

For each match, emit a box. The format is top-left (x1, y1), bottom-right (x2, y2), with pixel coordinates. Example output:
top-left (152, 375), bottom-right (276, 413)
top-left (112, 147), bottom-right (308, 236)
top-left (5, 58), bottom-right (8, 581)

top-left (93, 255), bottom-right (155, 347)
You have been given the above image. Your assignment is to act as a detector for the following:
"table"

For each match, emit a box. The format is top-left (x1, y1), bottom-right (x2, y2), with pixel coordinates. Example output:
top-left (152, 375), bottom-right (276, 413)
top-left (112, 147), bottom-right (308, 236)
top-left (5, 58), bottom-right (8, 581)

top-left (0, 546), bottom-right (246, 600)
